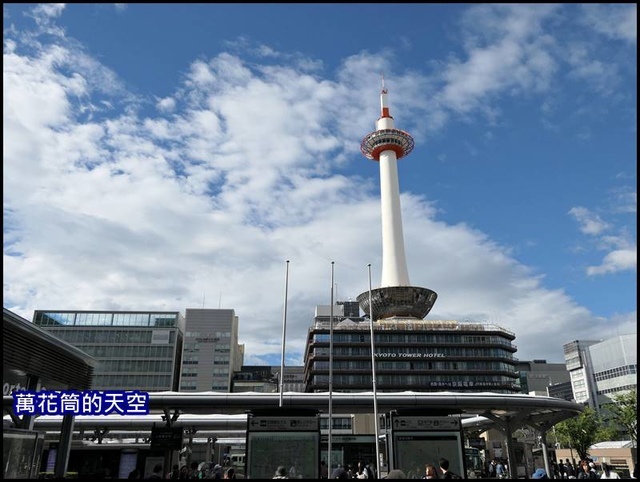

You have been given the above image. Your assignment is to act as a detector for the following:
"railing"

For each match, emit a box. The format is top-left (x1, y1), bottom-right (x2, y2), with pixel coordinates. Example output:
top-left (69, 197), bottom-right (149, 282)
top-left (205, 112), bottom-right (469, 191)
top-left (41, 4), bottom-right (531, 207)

top-left (312, 318), bottom-right (515, 337)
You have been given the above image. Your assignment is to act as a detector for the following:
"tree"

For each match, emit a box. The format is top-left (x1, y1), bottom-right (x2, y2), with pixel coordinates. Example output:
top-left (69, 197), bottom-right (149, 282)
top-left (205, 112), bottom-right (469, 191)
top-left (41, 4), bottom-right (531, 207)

top-left (554, 407), bottom-right (604, 460)
top-left (604, 389), bottom-right (637, 447)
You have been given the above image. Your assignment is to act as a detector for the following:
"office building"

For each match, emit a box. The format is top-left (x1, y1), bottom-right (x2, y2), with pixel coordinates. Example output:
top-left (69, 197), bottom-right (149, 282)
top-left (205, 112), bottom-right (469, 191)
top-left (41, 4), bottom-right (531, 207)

top-left (564, 335), bottom-right (637, 412)
top-left (563, 339), bottom-right (601, 405)
top-left (180, 308), bottom-right (244, 392)
top-left (515, 359), bottom-right (571, 396)
top-left (33, 310), bottom-right (184, 391)
top-left (546, 381), bottom-right (574, 402)
top-left (231, 365), bottom-right (304, 393)
top-left (232, 366), bottom-right (277, 393)
top-left (271, 365), bottom-right (305, 392)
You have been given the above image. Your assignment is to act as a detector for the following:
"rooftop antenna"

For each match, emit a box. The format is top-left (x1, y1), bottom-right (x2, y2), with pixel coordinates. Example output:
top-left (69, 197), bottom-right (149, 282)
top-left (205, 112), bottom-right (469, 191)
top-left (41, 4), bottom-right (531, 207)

top-left (218, 291), bottom-right (222, 309)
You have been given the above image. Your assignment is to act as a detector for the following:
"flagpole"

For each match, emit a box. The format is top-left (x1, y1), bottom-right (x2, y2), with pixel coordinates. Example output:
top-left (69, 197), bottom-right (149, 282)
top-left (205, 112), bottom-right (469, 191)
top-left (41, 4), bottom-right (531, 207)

top-left (368, 263), bottom-right (381, 478)
top-left (279, 260), bottom-right (290, 408)
top-left (328, 261), bottom-right (335, 471)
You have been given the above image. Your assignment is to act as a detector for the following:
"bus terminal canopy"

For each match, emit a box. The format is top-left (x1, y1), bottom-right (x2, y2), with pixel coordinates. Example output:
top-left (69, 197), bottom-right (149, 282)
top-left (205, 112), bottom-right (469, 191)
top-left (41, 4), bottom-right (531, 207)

top-left (4, 387), bottom-right (584, 432)
top-left (3, 308), bottom-right (96, 391)
top-left (7, 391), bottom-right (579, 431)
top-left (3, 389), bottom-right (583, 479)
top-left (4, 390), bottom-right (583, 430)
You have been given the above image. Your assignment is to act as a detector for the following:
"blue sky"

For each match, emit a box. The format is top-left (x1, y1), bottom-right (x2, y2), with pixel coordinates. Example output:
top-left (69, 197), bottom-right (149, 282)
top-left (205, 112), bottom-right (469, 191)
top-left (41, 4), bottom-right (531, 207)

top-left (4, 4), bottom-right (636, 367)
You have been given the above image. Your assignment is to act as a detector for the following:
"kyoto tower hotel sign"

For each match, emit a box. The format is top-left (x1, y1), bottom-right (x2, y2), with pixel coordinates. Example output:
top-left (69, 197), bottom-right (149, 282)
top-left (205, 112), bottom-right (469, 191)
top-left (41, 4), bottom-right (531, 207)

top-left (357, 82), bottom-right (438, 321)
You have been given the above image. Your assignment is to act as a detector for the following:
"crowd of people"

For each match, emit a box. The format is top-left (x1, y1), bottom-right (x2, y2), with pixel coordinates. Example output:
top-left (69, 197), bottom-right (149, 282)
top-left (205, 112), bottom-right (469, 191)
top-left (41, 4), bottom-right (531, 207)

top-left (312, 457), bottom-right (461, 479)
top-left (128, 460), bottom-right (240, 479)
top-left (486, 458), bottom-right (509, 478)
top-left (312, 459), bottom-right (378, 479)
top-left (127, 456), bottom-right (638, 480)
top-left (528, 457), bottom-right (636, 480)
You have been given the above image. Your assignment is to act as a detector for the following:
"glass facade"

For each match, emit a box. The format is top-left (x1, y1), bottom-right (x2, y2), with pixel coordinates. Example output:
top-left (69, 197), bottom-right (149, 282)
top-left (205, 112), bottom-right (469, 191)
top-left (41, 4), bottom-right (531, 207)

top-left (33, 310), bottom-right (184, 392)
top-left (34, 311), bottom-right (179, 328)
top-left (303, 314), bottom-right (519, 393)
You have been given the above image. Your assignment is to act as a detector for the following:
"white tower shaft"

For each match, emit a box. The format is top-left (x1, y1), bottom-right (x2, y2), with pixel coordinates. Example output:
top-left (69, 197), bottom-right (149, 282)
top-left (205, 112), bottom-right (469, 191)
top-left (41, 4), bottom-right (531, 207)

top-left (376, 105), bottom-right (411, 287)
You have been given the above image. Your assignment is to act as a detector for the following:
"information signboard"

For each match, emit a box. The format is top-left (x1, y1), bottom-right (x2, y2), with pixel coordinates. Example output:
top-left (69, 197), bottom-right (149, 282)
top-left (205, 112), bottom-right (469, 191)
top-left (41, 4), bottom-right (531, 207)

top-left (150, 426), bottom-right (183, 450)
top-left (248, 417), bottom-right (318, 432)
top-left (246, 416), bottom-right (319, 479)
top-left (390, 415), bottom-right (464, 478)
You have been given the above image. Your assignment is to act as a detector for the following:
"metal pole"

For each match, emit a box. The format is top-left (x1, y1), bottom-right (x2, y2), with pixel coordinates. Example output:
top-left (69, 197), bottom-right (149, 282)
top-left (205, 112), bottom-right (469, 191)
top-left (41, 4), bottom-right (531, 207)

top-left (368, 264), bottom-right (382, 478)
top-left (328, 261), bottom-right (335, 471)
top-left (54, 414), bottom-right (75, 479)
top-left (279, 260), bottom-right (290, 408)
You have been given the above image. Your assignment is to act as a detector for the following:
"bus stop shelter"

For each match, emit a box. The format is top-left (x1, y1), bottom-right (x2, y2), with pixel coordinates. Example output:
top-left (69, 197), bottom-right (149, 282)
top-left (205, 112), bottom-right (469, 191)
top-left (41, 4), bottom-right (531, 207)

top-left (3, 308), bottom-right (96, 478)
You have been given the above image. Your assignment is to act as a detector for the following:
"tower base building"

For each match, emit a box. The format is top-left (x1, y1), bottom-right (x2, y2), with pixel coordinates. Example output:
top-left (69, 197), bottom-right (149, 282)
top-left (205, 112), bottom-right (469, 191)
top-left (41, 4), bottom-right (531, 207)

top-left (303, 306), bottom-right (518, 393)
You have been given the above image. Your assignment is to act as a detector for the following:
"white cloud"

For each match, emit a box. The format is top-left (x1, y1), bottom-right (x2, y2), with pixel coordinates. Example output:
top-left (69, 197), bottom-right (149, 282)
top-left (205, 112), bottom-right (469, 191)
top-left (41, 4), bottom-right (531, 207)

top-left (564, 42), bottom-right (621, 95)
top-left (611, 187), bottom-right (637, 214)
top-left (580, 4), bottom-right (637, 44)
top-left (156, 96), bottom-right (176, 113)
top-left (419, 4), bottom-right (563, 131)
top-left (587, 249), bottom-right (637, 276)
top-left (568, 207), bottom-right (637, 276)
top-left (568, 207), bottom-right (611, 235)
top-left (32, 3), bottom-right (66, 21)
top-left (3, 4), bottom-right (636, 368)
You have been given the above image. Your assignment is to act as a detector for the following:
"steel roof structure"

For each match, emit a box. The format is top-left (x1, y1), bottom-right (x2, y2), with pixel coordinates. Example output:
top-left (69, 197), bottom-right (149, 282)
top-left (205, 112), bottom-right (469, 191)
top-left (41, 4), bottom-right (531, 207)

top-left (4, 387), bottom-right (583, 479)
top-left (3, 308), bottom-right (96, 391)
top-left (146, 390), bottom-right (582, 422)
top-left (4, 390), bottom-right (583, 429)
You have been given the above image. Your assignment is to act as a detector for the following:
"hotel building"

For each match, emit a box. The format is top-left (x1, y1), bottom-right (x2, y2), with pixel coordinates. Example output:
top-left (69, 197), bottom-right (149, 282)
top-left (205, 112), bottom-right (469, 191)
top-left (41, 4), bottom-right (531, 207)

top-left (303, 303), bottom-right (519, 393)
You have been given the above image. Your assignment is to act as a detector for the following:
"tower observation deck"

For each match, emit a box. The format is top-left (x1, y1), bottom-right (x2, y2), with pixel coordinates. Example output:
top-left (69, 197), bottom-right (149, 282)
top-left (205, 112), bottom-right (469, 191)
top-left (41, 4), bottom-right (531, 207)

top-left (357, 82), bottom-right (437, 321)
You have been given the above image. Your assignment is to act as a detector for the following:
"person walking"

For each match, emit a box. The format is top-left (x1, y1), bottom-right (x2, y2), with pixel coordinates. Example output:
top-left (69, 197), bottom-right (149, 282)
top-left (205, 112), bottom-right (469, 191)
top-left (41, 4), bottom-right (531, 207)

top-left (599, 462), bottom-right (620, 479)
top-left (423, 464), bottom-right (438, 479)
top-left (577, 460), bottom-right (597, 479)
top-left (487, 460), bottom-right (496, 479)
top-left (565, 459), bottom-right (575, 479)
top-left (356, 461), bottom-right (370, 479)
top-left (320, 461), bottom-right (329, 479)
top-left (167, 464), bottom-right (180, 479)
top-left (438, 458), bottom-right (460, 479)
top-left (273, 466), bottom-right (288, 479)
top-left (148, 464), bottom-right (164, 479)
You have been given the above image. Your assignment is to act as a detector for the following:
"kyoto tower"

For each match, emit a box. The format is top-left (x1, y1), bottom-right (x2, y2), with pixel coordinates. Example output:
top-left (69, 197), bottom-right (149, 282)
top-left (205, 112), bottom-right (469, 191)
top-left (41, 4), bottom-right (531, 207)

top-left (357, 80), bottom-right (438, 321)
